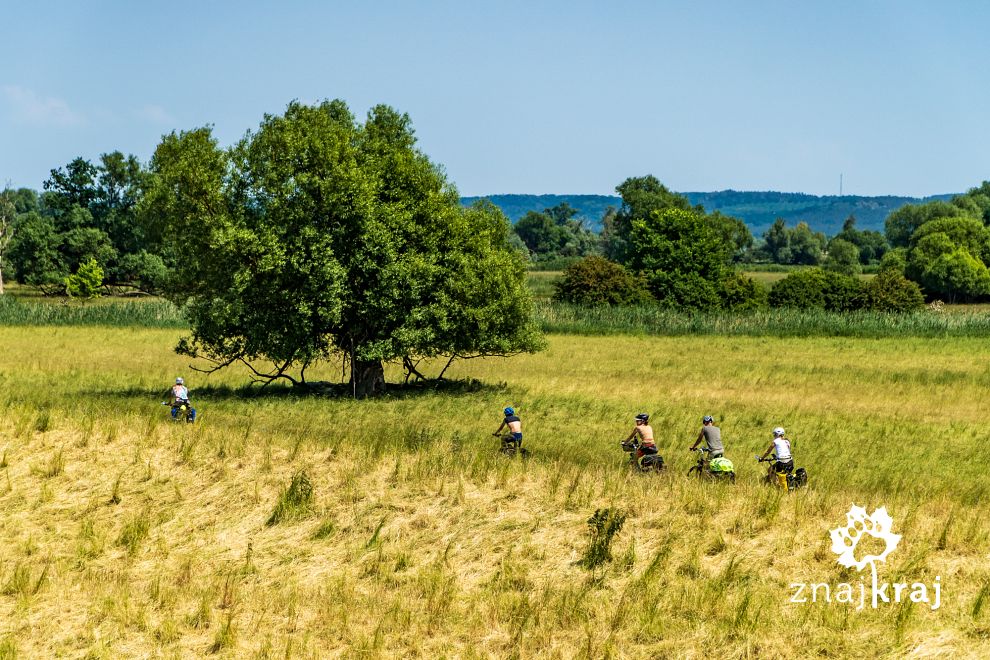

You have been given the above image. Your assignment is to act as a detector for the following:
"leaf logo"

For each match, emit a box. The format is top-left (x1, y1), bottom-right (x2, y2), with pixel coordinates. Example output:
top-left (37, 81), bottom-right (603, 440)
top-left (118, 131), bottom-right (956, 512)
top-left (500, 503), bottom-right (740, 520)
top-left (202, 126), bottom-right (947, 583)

top-left (829, 505), bottom-right (901, 571)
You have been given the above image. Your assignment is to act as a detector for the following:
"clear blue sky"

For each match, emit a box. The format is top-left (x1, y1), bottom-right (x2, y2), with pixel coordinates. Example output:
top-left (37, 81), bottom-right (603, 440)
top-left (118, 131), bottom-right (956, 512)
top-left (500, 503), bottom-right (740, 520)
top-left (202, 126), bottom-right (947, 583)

top-left (2, 1), bottom-right (988, 197)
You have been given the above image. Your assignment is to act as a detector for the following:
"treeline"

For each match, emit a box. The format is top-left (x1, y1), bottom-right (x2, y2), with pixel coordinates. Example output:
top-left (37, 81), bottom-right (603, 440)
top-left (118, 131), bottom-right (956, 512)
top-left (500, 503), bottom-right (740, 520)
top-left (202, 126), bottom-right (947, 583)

top-left (547, 177), bottom-right (990, 311)
top-left (4, 149), bottom-right (990, 309)
top-left (0, 154), bottom-right (167, 296)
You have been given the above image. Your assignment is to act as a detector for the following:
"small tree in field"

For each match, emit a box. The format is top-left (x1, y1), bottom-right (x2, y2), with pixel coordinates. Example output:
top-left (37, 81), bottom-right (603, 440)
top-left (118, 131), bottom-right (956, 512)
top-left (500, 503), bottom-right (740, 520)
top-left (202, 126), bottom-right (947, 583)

top-left (142, 100), bottom-right (542, 396)
top-left (65, 258), bottom-right (103, 301)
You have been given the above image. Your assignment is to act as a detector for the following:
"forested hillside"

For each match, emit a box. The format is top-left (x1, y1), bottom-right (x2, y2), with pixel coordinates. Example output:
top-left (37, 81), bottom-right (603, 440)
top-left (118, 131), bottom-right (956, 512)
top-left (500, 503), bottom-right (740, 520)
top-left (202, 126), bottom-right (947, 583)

top-left (462, 191), bottom-right (955, 234)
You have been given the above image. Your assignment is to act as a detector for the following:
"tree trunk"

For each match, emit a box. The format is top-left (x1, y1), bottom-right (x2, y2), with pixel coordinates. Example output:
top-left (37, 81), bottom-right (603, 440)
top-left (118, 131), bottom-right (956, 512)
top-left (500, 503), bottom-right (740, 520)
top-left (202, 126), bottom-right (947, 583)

top-left (352, 359), bottom-right (385, 398)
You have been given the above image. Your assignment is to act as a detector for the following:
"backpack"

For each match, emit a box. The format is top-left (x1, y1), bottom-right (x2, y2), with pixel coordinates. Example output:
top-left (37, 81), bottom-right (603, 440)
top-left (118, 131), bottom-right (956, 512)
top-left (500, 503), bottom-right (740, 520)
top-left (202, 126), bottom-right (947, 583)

top-left (710, 457), bottom-right (734, 473)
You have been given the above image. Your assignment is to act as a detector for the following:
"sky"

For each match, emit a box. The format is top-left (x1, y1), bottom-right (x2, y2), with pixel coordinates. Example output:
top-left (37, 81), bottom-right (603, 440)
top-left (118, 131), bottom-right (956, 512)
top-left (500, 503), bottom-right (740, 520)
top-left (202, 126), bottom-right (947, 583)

top-left (2, 0), bottom-right (989, 197)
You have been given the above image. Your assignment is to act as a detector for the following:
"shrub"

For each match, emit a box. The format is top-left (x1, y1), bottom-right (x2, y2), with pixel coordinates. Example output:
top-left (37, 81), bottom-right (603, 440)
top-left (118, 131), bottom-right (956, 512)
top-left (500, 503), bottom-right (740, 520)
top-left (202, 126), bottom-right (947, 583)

top-left (116, 251), bottom-right (168, 293)
top-left (720, 272), bottom-right (767, 311)
top-left (65, 258), bottom-right (104, 300)
top-left (768, 269), bottom-right (864, 311)
top-left (860, 270), bottom-right (925, 311)
top-left (820, 271), bottom-right (865, 311)
top-left (553, 256), bottom-right (651, 306)
top-left (579, 508), bottom-right (627, 570)
top-left (768, 269), bottom-right (827, 309)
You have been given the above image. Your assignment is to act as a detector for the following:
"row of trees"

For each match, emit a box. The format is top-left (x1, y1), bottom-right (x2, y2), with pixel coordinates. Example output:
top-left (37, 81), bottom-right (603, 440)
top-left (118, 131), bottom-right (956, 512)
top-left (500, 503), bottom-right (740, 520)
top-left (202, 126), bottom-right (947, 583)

top-left (550, 178), bottom-right (990, 306)
top-left (555, 177), bottom-right (765, 310)
top-left (881, 183), bottom-right (990, 302)
top-left (1, 154), bottom-right (167, 295)
top-left (759, 215), bottom-right (887, 272)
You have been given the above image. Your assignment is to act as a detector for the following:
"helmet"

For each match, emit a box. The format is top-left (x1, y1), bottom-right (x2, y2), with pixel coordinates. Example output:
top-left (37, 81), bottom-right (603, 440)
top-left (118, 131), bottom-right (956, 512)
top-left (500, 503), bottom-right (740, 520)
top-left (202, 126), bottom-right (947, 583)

top-left (503, 407), bottom-right (514, 416)
top-left (176, 377), bottom-right (184, 385)
top-left (702, 415), bottom-right (714, 424)
top-left (635, 413), bottom-right (649, 423)
top-left (773, 427), bottom-right (785, 438)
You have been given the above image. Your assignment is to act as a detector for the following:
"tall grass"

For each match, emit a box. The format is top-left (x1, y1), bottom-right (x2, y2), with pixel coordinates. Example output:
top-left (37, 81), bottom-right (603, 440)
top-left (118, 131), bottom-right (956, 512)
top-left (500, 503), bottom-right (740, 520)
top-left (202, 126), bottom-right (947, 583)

top-left (0, 322), bottom-right (988, 655)
top-left (536, 301), bottom-right (990, 337)
top-left (0, 296), bottom-right (184, 328)
top-left (6, 293), bottom-right (990, 339)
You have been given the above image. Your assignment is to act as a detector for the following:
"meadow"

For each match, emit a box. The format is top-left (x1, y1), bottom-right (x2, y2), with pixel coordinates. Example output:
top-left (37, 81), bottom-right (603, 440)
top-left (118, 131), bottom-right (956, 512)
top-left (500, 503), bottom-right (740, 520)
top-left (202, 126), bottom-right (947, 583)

top-left (1, 321), bottom-right (989, 658)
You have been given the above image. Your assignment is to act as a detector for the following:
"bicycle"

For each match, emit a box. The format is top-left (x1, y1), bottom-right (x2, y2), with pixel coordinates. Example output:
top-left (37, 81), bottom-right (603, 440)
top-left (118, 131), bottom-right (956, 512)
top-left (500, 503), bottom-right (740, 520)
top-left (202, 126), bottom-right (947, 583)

top-left (493, 432), bottom-right (529, 457)
top-left (620, 437), bottom-right (665, 473)
top-left (687, 447), bottom-right (735, 483)
top-left (162, 399), bottom-right (196, 423)
top-left (756, 454), bottom-right (807, 490)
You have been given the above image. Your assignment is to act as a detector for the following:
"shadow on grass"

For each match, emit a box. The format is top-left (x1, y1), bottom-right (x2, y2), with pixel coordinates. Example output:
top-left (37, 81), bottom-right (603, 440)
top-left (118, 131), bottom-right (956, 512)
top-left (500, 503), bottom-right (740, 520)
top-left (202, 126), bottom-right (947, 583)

top-left (100, 377), bottom-right (508, 404)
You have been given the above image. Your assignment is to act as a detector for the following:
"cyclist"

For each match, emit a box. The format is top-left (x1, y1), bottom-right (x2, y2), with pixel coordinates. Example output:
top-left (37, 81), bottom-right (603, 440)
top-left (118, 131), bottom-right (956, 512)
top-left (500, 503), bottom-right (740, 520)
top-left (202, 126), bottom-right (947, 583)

top-left (623, 413), bottom-right (658, 459)
top-left (493, 407), bottom-right (523, 449)
top-left (759, 427), bottom-right (793, 487)
top-left (690, 415), bottom-right (724, 458)
top-left (166, 377), bottom-right (196, 422)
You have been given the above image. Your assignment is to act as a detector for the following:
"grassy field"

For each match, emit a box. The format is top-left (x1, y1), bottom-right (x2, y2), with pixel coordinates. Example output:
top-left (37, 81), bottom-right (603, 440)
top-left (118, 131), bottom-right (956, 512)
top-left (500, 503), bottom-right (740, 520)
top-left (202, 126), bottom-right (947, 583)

top-left (1, 326), bottom-right (988, 657)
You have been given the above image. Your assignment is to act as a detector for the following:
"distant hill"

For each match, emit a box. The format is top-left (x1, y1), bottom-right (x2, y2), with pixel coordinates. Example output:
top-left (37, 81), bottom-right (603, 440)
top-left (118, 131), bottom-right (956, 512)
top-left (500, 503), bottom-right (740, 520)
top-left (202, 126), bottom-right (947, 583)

top-left (461, 191), bottom-right (956, 236)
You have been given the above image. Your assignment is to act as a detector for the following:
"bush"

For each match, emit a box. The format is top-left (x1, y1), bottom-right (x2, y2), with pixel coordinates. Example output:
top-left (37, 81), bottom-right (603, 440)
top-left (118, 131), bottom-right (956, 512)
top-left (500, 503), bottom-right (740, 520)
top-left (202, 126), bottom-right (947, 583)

top-left (579, 508), bottom-right (627, 570)
top-left (768, 269), bottom-right (864, 311)
top-left (64, 258), bottom-right (103, 300)
top-left (860, 270), bottom-right (925, 312)
top-left (768, 269), bottom-right (826, 309)
top-left (553, 256), bottom-right (651, 306)
top-left (721, 272), bottom-right (767, 310)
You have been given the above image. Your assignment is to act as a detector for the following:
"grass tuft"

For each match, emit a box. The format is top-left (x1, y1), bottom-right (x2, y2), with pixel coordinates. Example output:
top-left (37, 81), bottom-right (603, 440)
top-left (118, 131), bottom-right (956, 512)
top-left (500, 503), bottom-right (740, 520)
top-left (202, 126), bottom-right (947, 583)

top-left (117, 509), bottom-right (151, 555)
top-left (266, 471), bottom-right (314, 526)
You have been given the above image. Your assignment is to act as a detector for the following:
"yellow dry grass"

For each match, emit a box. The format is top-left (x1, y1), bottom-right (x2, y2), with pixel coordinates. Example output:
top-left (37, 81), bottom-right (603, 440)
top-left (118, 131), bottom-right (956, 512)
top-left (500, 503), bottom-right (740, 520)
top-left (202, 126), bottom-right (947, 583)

top-left (0, 327), bottom-right (988, 658)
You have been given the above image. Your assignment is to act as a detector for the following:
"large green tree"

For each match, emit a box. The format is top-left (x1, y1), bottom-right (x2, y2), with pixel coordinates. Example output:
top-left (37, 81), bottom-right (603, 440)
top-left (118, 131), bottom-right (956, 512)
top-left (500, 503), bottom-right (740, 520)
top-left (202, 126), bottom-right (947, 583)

top-left (142, 100), bottom-right (542, 396)
top-left (605, 175), bottom-right (696, 262)
top-left (627, 207), bottom-right (733, 308)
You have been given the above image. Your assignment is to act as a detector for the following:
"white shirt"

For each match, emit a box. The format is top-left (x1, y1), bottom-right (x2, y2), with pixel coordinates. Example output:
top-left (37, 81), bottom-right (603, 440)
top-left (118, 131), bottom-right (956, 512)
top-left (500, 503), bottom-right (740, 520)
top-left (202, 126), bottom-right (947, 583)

top-left (773, 437), bottom-right (791, 461)
top-left (172, 385), bottom-right (189, 401)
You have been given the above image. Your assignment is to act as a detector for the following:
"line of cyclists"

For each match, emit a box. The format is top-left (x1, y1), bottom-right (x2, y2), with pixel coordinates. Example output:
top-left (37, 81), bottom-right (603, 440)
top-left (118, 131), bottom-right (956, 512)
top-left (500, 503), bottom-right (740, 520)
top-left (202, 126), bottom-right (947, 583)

top-left (167, 376), bottom-right (802, 489)
top-left (494, 407), bottom-right (804, 489)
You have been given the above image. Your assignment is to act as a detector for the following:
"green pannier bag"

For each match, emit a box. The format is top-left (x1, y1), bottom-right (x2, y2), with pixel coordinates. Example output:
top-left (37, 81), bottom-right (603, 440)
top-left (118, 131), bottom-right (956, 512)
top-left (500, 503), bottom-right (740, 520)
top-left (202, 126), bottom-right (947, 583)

top-left (710, 457), bottom-right (734, 473)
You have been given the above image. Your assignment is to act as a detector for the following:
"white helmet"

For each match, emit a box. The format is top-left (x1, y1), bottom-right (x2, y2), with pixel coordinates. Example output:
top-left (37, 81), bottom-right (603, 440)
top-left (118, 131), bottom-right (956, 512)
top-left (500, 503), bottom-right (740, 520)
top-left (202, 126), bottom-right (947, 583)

top-left (773, 427), bottom-right (785, 438)
top-left (176, 377), bottom-right (184, 385)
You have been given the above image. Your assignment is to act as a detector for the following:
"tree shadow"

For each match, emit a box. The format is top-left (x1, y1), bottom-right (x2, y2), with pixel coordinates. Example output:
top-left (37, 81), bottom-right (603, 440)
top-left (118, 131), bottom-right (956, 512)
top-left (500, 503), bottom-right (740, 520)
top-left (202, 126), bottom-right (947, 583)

top-left (98, 377), bottom-right (507, 404)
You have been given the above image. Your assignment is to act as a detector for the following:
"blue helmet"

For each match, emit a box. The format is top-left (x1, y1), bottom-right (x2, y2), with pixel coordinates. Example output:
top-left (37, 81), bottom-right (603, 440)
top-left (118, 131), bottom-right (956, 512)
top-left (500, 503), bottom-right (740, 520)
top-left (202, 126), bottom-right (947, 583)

top-left (504, 407), bottom-right (515, 416)
top-left (635, 413), bottom-right (649, 423)
top-left (703, 415), bottom-right (714, 424)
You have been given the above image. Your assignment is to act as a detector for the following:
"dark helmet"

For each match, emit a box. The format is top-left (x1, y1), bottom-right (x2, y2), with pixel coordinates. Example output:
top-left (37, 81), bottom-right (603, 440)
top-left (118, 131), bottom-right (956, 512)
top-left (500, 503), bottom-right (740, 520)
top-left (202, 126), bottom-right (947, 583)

top-left (635, 413), bottom-right (649, 423)
top-left (703, 415), bottom-right (714, 424)
top-left (504, 407), bottom-right (515, 416)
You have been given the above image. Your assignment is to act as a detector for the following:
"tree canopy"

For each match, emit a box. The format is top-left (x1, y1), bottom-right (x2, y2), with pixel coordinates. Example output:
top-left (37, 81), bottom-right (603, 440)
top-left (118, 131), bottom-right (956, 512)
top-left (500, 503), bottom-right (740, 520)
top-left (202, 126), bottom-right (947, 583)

top-left (142, 100), bottom-right (542, 395)
top-left (4, 152), bottom-right (162, 294)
